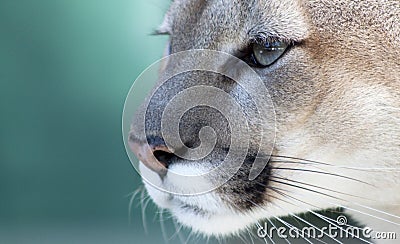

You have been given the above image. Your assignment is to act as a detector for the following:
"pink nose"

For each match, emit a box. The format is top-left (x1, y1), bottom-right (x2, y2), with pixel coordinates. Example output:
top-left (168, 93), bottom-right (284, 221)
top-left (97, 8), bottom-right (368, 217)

top-left (130, 140), bottom-right (173, 178)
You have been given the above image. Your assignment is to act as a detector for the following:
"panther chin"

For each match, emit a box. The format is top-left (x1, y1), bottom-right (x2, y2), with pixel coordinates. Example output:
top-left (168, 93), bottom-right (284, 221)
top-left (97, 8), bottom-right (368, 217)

top-left (140, 162), bottom-right (267, 236)
top-left (144, 183), bottom-right (265, 236)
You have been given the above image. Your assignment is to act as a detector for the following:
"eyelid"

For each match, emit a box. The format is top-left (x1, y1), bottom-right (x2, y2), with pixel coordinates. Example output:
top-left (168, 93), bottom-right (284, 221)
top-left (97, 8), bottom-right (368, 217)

top-left (249, 31), bottom-right (295, 44)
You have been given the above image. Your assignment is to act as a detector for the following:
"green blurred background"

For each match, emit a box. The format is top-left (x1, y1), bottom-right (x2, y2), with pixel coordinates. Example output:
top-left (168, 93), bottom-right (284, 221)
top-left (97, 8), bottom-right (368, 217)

top-left (0, 0), bottom-right (170, 243)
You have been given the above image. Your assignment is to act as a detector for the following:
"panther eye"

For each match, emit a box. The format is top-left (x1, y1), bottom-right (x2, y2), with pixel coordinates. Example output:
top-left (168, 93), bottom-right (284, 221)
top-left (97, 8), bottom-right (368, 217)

top-left (251, 41), bottom-right (289, 67)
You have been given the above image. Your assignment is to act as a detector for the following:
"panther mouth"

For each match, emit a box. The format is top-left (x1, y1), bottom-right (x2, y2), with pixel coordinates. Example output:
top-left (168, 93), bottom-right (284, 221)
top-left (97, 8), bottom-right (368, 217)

top-left (174, 198), bottom-right (210, 217)
top-left (141, 157), bottom-right (275, 236)
top-left (166, 191), bottom-right (264, 236)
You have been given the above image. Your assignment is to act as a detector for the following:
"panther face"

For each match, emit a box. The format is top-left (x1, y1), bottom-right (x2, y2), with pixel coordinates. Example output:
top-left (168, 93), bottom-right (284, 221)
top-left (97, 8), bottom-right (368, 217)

top-left (128, 0), bottom-right (400, 237)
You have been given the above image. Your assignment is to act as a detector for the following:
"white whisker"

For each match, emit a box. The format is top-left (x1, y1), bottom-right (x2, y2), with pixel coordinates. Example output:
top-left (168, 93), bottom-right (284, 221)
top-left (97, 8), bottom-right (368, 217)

top-left (160, 209), bottom-right (170, 244)
top-left (128, 187), bottom-right (143, 224)
top-left (140, 188), bottom-right (149, 235)
top-left (310, 210), bottom-right (373, 244)
top-left (330, 202), bottom-right (400, 226)
top-left (271, 202), bottom-right (342, 244)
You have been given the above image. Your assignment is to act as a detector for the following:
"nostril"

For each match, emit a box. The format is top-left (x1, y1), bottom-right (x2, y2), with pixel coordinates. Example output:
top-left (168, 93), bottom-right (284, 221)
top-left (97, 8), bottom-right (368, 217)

top-left (153, 149), bottom-right (175, 168)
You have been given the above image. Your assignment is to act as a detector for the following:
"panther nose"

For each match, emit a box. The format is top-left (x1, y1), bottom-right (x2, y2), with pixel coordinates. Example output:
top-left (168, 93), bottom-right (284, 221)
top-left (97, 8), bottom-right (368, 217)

top-left (130, 138), bottom-right (174, 179)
